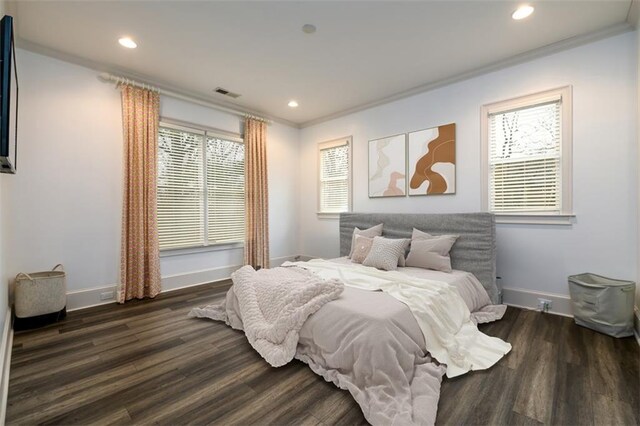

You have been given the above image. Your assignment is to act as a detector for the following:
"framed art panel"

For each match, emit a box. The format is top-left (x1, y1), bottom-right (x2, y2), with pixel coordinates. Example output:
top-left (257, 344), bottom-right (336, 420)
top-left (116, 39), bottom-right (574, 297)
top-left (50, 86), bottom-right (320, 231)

top-left (368, 134), bottom-right (406, 198)
top-left (408, 123), bottom-right (456, 196)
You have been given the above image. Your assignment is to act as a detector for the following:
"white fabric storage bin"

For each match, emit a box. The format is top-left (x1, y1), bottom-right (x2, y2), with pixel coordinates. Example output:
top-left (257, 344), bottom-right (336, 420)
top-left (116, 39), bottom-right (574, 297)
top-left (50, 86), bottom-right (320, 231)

top-left (15, 264), bottom-right (67, 318)
top-left (568, 273), bottom-right (635, 338)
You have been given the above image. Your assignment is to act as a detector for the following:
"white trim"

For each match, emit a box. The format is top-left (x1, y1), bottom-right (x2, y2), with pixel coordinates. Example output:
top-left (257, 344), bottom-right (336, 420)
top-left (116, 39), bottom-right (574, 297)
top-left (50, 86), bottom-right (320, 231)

top-left (634, 307), bottom-right (640, 346)
top-left (166, 255), bottom-right (297, 288)
top-left (298, 22), bottom-right (638, 129)
top-left (100, 73), bottom-right (272, 124)
top-left (299, 23), bottom-right (632, 128)
top-left (160, 117), bottom-right (244, 143)
top-left (495, 214), bottom-right (576, 225)
top-left (316, 212), bottom-right (341, 220)
top-left (66, 285), bottom-right (118, 311)
top-left (318, 138), bottom-right (349, 151)
top-left (0, 309), bottom-right (13, 425)
top-left (66, 255), bottom-right (299, 312)
top-left (297, 255), bottom-right (316, 262)
top-left (20, 34), bottom-right (294, 128)
top-left (160, 264), bottom-right (243, 292)
top-left (13, 23), bottom-right (632, 130)
top-left (159, 120), bottom-right (205, 136)
top-left (502, 287), bottom-right (574, 317)
top-left (627, 0), bottom-right (639, 27)
top-left (480, 86), bottom-right (573, 223)
top-left (13, 38), bottom-right (298, 128)
top-left (160, 242), bottom-right (244, 258)
top-left (317, 136), bottom-right (353, 215)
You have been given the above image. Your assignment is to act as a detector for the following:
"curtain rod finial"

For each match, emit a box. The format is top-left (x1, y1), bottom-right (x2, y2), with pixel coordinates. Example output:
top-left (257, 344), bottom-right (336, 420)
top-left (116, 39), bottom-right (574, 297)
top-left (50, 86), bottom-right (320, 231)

top-left (98, 72), bottom-right (112, 82)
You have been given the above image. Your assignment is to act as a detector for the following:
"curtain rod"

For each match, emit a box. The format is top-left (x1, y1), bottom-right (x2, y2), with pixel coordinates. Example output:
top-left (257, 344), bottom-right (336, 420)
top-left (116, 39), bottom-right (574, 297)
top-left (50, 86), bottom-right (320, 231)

top-left (98, 72), bottom-right (272, 124)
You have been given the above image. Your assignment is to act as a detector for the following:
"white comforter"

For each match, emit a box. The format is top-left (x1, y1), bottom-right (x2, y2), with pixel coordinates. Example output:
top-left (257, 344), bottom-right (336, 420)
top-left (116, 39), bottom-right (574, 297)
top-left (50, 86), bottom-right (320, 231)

top-left (285, 259), bottom-right (511, 378)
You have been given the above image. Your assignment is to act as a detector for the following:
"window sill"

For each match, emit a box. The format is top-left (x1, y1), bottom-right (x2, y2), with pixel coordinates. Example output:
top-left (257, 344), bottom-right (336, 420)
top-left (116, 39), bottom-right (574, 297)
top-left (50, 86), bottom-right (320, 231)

top-left (494, 213), bottom-right (575, 225)
top-left (160, 242), bottom-right (244, 257)
top-left (316, 212), bottom-right (345, 220)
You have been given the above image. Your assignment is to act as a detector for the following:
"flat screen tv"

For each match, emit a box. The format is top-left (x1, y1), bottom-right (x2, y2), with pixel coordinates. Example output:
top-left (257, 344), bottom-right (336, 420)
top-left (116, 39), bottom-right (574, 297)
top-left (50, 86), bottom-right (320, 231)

top-left (0, 15), bottom-right (17, 174)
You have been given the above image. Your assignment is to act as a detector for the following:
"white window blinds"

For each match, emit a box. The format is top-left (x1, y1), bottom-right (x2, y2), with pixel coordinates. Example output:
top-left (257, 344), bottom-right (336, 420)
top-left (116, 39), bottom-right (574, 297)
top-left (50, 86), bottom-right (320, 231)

top-left (319, 138), bottom-right (351, 214)
top-left (206, 136), bottom-right (245, 243)
top-left (158, 124), bottom-right (245, 250)
top-left (488, 99), bottom-right (563, 213)
top-left (158, 127), bottom-right (205, 249)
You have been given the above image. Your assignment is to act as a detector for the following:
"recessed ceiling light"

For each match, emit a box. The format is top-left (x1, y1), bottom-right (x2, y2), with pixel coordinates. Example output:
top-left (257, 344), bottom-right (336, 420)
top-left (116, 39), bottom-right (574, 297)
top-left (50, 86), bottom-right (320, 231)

top-left (288, 100), bottom-right (299, 108)
top-left (302, 24), bottom-right (316, 34)
top-left (118, 37), bottom-right (137, 49)
top-left (512, 5), bottom-right (534, 20)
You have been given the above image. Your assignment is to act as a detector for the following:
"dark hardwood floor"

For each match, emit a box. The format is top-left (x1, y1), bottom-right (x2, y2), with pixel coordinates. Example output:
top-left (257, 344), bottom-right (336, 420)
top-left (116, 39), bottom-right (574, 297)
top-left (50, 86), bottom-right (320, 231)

top-left (6, 281), bottom-right (639, 425)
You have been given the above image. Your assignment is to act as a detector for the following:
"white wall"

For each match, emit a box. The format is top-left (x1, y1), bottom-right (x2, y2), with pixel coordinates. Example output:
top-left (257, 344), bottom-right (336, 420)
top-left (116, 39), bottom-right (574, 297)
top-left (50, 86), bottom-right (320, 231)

top-left (0, 3), bottom-right (6, 330)
top-left (636, 24), bottom-right (640, 321)
top-left (0, 152), bottom-right (4, 326)
top-left (299, 32), bottom-right (637, 300)
top-left (2, 49), bottom-right (299, 307)
top-left (2, 49), bottom-right (123, 297)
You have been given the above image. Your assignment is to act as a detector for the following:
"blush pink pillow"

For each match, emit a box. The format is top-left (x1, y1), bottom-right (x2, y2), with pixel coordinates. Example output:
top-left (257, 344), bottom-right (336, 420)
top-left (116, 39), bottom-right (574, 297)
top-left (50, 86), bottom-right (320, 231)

top-left (351, 235), bottom-right (374, 264)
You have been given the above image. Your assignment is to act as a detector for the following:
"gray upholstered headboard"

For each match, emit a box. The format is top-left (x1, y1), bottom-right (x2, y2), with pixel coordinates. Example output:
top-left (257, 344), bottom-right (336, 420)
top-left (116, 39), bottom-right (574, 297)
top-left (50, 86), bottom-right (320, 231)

top-left (339, 212), bottom-right (499, 304)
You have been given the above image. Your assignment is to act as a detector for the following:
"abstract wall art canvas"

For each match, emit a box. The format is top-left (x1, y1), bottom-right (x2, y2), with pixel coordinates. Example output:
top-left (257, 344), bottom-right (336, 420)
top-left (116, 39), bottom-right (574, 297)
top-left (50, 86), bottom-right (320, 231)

top-left (368, 134), bottom-right (406, 198)
top-left (408, 123), bottom-right (456, 196)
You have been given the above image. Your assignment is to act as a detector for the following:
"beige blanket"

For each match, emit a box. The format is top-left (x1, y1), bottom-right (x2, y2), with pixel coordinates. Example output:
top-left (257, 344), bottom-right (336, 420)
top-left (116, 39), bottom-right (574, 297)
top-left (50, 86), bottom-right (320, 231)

top-left (189, 265), bottom-right (343, 367)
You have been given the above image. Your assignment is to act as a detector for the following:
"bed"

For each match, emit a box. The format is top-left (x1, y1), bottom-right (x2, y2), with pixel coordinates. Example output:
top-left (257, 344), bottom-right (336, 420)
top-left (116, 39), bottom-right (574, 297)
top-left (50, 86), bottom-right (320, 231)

top-left (191, 213), bottom-right (511, 425)
top-left (338, 212), bottom-right (500, 304)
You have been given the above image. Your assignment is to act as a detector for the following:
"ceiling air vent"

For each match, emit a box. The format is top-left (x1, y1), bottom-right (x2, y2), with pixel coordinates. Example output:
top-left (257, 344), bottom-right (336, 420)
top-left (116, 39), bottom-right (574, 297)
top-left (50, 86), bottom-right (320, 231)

top-left (214, 87), bottom-right (241, 99)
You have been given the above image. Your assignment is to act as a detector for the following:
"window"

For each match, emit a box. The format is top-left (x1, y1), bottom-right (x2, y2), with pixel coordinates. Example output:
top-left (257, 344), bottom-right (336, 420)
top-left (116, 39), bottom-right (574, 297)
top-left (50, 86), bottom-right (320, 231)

top-left (157, 122), bottom-right (245, 250)
top-left (318, 137), bottom-right (352, 216)
top-left (481, 87), bottom-right (573, 224)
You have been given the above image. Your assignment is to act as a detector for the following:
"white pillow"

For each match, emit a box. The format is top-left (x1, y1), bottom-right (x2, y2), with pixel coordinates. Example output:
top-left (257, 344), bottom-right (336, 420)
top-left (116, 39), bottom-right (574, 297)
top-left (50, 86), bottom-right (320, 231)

top-left (405, 229), bottom-right (459, 272)
top-left (363, 237), bottom-right (410, 271)
top-left (348, 224), bottom-right (383, 258)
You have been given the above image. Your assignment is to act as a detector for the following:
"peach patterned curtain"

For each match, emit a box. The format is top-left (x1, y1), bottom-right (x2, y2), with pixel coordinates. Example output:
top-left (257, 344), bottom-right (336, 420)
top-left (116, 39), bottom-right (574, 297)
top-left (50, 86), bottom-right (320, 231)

top-left (244, 117), bottom-right (270, 269)
top-left (117, 84), bottom-right (162, 303)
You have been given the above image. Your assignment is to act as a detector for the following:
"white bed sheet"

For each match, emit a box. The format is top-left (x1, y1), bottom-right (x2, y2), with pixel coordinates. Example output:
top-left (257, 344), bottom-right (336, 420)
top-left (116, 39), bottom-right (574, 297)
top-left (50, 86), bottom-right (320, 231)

top-left (326, 257), bottom-right (506, 324)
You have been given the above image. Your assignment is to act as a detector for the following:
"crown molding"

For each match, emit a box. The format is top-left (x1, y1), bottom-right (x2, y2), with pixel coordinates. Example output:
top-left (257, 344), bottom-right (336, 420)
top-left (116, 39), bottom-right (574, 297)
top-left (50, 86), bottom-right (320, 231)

top-left (627, 0), bottom-right (639, 27)
top-left (299, 21), bottom-right (633, 128)
top-left (14, 38), bottom-right (300, 129)
top-left (15, 19), bottom-right (634, 131)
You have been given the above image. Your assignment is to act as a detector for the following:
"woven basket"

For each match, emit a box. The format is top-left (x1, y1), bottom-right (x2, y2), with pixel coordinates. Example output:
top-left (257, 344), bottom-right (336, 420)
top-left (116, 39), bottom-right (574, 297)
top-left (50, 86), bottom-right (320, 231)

top-left (15, 264), bottom-right (67, 318)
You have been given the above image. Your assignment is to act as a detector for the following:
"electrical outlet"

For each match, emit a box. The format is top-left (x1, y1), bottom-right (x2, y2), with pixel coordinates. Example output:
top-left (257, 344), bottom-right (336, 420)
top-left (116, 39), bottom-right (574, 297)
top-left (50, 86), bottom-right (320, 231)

top-left (538, 298), bottom-right (552, 313)
top-left (100, 291), bottom-right (115, 301)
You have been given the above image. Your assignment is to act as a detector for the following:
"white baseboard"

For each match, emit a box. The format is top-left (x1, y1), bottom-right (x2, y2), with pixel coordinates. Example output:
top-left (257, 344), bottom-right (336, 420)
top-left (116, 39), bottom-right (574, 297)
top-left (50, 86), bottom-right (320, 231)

top-left (0, 308), bottom-right (13, 425)
top-left (297, 255), bottom-right (316, 262)
top-left (271, 255), bottom-right (302, 267)
top-left (66, 255), bottom-right (299, 312)
top-left (634, 307), bottom-right (640, 346)
top-left (66, 284), bottom-right (119, 311)
top-left (160, 264), bottom-right (243, 294)
top-left (502, 287), bottom-right (573, 317)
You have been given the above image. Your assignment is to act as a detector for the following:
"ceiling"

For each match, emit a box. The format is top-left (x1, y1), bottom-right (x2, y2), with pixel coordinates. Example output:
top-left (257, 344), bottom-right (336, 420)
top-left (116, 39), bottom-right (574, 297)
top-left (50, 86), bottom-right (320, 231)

top-left (8, 0), bottom-right (636, 126)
